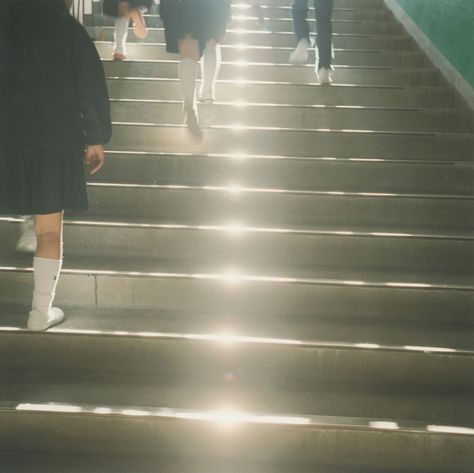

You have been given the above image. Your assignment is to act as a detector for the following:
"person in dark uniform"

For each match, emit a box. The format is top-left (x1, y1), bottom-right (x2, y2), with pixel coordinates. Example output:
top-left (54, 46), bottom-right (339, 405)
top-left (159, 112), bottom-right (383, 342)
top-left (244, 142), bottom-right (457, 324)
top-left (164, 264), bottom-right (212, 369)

top-left (0, 0), bottom-right (112, 331)
top-left (103, 0), bottom-right (152, 60)
top-left (289, 0), bottom-right (335, 85)
top-left (160, 0), bottom-right (232, 137)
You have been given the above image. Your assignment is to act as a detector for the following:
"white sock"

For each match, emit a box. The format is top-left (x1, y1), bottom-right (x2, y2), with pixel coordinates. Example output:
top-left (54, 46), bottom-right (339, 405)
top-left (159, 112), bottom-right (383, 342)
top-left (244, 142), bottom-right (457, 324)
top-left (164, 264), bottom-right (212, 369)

top-left (179, 58), bottom-right (198, 111)
top-left (200, 44), bottom-right (221, 97)
top-left (114, 17), bottom-right (129, 55)
top-left (32, 257), bottom-right (62, 314)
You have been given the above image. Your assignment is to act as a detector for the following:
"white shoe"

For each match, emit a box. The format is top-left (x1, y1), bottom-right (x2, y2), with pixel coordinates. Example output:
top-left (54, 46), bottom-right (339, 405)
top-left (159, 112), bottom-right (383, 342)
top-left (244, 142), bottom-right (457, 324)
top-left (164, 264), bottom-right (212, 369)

top-left (289, 38), bottom-right (310, 64)
top-left (16, 219), bottom-right (37, 254)
top-left (28, 307), bottom-right (65, 331)
top-left (199, 90), bottom-right (215, 104)
top-left (317, 67), bottom-right (334, 85)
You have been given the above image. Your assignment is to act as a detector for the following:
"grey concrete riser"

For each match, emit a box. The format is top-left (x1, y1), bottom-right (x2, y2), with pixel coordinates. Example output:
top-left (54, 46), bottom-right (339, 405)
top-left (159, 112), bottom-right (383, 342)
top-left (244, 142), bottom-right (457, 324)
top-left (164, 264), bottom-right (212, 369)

top-left (94, 153), bottom-right (474, 195)
top-left (95, 40), bottom-right (427, 67)
top-left (91, 27), bottom-right (415, 50)
top-left (2, 272), bottom-right (473, 326)
top-left (84, 185), bottom-right (474, 231)
top-left (2, 412), bottom-right (473, 472)
top-left (108, 125), bottom-right (474, 161)
top-left (1, 221), bottom-right (472, 274)
top-left (1, 331), bottom-right (472, 389)
top-left (109, 100), bottom-right (473, 133)
top-left (103, 61), bottom-right (443, 87)
top-left (106, 79), bottom-right (458, 108)
top-left (4, 367), bottom-right (473, 425)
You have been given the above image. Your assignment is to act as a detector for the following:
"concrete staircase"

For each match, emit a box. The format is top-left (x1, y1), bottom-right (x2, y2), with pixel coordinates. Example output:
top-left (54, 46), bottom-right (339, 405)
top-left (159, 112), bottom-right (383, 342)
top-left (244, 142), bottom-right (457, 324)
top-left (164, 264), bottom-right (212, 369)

top-left (1, 0), bottom-right (473, 471)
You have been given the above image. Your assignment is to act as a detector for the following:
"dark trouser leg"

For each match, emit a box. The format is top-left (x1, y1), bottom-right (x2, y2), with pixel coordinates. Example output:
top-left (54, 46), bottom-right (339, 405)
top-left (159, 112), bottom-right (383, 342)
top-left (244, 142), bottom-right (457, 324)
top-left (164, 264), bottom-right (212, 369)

top-left (314, 0), bottom-right (334, 69)
top-left (292, 0), bottom-right (310, 42)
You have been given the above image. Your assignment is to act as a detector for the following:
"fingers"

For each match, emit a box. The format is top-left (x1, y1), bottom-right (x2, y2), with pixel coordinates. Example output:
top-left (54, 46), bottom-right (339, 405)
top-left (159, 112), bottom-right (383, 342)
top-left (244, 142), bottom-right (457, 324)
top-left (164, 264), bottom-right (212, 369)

top-left (84, 146), bottom-right (105, 175)
top-left (89, 151), bottom-right (105, 175)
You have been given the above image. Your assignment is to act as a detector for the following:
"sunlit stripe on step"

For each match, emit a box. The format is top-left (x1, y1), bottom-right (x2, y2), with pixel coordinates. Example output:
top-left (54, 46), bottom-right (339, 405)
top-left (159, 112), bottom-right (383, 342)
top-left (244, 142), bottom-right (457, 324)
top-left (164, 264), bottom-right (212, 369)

top-left (0, 324), bottom-right (469, 355)
top-left (1, 265), bottom-right (472, 291)
top-left (87, 181), bottom-right (472, 200)
top-left (13, 403), bottom-right (474, 435)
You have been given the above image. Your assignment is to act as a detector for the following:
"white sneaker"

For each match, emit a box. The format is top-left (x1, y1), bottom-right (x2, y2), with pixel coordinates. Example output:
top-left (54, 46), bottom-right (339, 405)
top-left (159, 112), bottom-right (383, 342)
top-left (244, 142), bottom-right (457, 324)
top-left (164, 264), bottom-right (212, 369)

top-left (199, 89), bottom-right (215, 104)
top-left (28, 307), bottom-right (65, 331)
top-left (16, 219), bottom-right (37, 253)
top-left (317, 67), bottom-right (334, 85)
top-left (289, 38), bottom-right (310, 64)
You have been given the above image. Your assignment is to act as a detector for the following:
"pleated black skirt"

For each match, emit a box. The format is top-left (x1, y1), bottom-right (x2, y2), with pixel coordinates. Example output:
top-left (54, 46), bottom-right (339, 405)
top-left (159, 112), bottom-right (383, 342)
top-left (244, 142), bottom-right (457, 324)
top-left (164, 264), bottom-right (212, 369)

top-left (103, 0), bottom-right (153, 17)
top-left (0, 141), bottom-right (88, 215)
top-left (160, 0), bottom-right (231, 54)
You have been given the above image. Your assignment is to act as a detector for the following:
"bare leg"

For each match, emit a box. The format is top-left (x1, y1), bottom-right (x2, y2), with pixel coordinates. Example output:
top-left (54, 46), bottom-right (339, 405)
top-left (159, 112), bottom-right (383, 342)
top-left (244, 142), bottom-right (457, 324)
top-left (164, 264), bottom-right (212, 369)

top-left (35, 212), bottom-right (63, 260)
top-left (178, 35), bottom-right (202, 138)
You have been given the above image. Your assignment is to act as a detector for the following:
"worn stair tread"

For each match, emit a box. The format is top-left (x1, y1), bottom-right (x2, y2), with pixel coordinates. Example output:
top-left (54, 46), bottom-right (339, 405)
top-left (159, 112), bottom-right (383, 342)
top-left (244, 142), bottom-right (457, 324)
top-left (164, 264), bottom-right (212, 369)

top-left (1, 253), bottom-right (473, 290)
top-left (1, 401), bottom-right (473, 438)
top-left (1, 305), bottom-right (473, 353)
top-left (5, 215), bottom-right (474, 241)
top-left (2, 367), bottom-right (473, 427)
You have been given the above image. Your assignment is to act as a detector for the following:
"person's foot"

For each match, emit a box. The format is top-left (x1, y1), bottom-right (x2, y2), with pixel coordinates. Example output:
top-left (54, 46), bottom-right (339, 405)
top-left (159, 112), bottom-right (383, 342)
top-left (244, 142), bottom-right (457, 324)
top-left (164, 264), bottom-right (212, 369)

top-left (289, 38), bottom-right (310, 64)
top-left (28, 307), bottom-right (65, 331)
top-left (317, 67), bottom-right (334, 85)
top-left (130, 9), bottom-right (148, 39)
top-left (199, 89), bottom-right (215, 104)
top-left (113, 52), bottom-right (126, 61)
top-left (16, 219), bottom-right (37, 254)
top-left (183, 105), bottom-right (203, 140)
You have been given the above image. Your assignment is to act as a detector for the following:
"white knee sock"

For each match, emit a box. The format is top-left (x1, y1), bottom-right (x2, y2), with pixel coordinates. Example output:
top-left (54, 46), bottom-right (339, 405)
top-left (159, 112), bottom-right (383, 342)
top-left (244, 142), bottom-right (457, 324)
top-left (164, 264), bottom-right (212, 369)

top-left (200, 44), bottom-right (221, 98)
top-left (114, 17), bottom-right (129, 55)
top-left (179, 58), bottom-right (198, 111)
top-left (32, 257), bottom-right (62, 314)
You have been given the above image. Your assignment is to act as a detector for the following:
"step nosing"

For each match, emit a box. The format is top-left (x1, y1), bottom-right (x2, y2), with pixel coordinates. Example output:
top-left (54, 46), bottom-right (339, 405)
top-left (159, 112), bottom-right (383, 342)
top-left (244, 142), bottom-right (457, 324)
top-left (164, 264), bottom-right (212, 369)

top-left (2, 402), bottom-right (473, 436)
top-left (1, 327), bottom-right (473, 357)
top-left (111, 121), bottom-right (472, 138)
top-left (110, 98), bottom-right (471, 114)
top-left (87, 182), bottom-right (474, 201)
top-left (1, 266), bottom-right (472, 292)
top-left (103, 150), bottom-right (471, 165)
top-left (5, 216), bottom-right (472, 241)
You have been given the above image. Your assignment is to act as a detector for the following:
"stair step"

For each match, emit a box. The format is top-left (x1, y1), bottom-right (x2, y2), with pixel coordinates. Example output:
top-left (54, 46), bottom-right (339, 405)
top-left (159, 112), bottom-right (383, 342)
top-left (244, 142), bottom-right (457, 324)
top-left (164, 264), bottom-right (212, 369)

top-left (1, 307), bottom-right (473, 388)
top-left (109, 99), bottom-right (473, 133)
top-left (91, 15), bottom-right (402, 35)
top-left (103, 60), bottom-right (444, 87)
top-left (2, 219), bottom-right (473, 274)
top-left (1, 256), bottom-right (473, 326)
top-left (95, 40), bottom-right (426, 67)
top-left (106, 78), bottom-right (459, 108)
top-left (1, 329), bottom-right (472, 426)
top-left (91, 26), bottom-right (416, 50)
top-left (232, 5), bottom-right (393, 21)
top-left (91, 151), bottom-right (474, 195)
top-left (1, 402), bottom-right (473, 472)
top-left (106, 124), bottom-right (474, 161)
top-left (81, 181), bottom-right (474, 230)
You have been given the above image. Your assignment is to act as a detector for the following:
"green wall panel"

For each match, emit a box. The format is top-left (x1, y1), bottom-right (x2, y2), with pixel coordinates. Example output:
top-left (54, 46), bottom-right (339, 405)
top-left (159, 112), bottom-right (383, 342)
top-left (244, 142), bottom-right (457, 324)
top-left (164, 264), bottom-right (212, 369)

top-left (395, 0), bottom-right (474, 87)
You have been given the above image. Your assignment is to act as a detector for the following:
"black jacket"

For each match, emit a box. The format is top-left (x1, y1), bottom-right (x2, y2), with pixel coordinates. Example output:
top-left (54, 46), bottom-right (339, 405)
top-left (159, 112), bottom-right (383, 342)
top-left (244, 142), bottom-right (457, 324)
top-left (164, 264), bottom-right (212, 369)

top-left (0, 0), bottom-right (112, 154)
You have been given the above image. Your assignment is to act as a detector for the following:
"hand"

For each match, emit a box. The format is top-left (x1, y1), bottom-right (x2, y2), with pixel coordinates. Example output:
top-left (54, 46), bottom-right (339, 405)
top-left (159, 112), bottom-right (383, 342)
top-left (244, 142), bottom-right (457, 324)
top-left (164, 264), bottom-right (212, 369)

top-left (84, 144), bottom-right (105, 175)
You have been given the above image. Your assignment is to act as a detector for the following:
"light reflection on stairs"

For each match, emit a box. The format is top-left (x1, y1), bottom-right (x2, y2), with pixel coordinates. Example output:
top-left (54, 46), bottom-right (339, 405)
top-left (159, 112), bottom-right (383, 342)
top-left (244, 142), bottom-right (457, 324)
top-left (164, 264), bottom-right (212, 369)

top-left (0, 0), bottom-right (473, 471)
